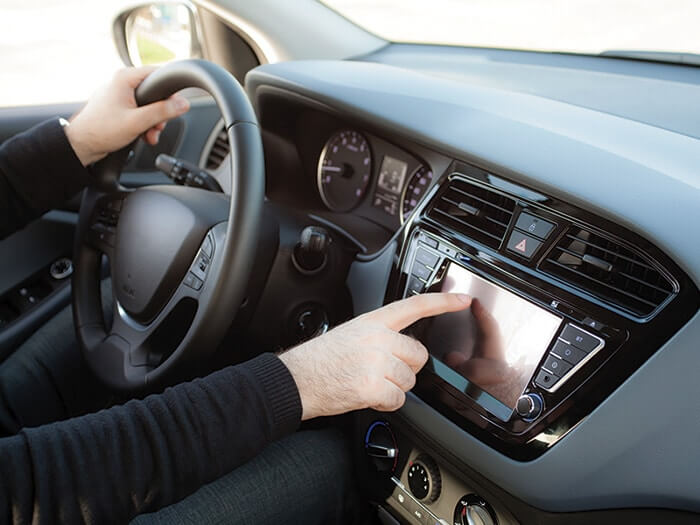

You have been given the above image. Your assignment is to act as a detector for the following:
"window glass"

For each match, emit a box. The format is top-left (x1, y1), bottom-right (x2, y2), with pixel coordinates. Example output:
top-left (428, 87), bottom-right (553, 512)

top-left (0, 0), bottom-right (134, 107)
top-left (322, 0), bottom-right (700, 56)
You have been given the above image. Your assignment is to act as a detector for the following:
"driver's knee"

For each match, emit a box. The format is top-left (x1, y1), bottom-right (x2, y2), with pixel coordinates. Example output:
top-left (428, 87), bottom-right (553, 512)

top-left (0, 279), bottom-right (114, 435)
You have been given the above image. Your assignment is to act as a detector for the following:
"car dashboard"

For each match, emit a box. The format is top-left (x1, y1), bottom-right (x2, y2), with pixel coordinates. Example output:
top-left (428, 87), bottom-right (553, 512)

top-left (243, 51), bottom-right (700, 524)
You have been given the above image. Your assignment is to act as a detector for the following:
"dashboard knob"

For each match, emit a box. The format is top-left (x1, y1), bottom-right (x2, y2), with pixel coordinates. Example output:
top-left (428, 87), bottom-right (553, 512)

top-left (364, 421), bottom-right (398, 473)
top-left (408, 454), bottom-right (442, 503)
top-left (293, 226), bottom-right (331, 274)
top-left (454, 494), bottom-right (498, 525)
top-left (515, 392), bottom-right (543, 421)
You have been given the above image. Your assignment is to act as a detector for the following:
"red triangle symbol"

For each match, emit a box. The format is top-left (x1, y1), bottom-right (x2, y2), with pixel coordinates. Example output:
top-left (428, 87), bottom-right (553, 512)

top-left (515, 238), bottom-right (527, 252)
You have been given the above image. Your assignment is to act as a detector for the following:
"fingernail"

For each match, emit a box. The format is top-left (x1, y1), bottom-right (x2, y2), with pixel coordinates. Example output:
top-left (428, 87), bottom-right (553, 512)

top-left (456, 293), bottom-right (471, 303)
top-left (153, 131), bottom-right (161, 143)
top-left (173, 96), bottom-right (189, 112)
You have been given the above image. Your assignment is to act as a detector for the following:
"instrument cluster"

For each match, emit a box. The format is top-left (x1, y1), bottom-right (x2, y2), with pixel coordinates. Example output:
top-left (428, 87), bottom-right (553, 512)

top-left (316, 128), bottom-right (435, 224)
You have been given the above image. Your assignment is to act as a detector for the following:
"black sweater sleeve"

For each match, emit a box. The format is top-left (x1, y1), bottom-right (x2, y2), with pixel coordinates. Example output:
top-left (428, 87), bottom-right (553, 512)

top-left (0, 353), bottom-right (302, 524)
top-left (0, 118), bottom-right (91, 240)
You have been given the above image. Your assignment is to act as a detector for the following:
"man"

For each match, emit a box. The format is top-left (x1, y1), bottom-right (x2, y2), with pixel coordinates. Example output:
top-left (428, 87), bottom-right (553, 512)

top-left (0, 67), bottom-right (472, 524)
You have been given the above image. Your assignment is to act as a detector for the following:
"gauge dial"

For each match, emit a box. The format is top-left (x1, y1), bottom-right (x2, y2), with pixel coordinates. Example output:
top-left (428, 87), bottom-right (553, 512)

top-left (400, 164), bottom-right (434, 223)
top-left (317, 130), bottom-right (372, 212)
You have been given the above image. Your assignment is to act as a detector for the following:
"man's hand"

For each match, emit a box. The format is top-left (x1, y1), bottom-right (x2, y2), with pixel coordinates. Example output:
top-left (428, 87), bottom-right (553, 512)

top-left (64, 67), bottom-right (190, 166)
top-left (279, 293), bottom-right (471, 420)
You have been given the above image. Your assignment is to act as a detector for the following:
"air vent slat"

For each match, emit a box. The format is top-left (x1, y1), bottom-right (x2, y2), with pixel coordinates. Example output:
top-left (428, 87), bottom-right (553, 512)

top-left (565, 233), bottom-right (656, 271)
top-left (432, 208), bottom-right (502, 241)
top-left (541, 226), bottom-right (674, 317)
top-left (205, 126), bottom-right (230, 170)
top-left (545, 258), bottom-right (658, 309)
top-left (427, 178), bottom-right (516, 250)
top-left (451, 186), bottom-right (514, 214)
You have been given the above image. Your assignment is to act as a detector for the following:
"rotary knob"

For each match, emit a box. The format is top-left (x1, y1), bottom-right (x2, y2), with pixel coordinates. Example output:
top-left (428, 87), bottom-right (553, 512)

top-left (407, 454), bottom-right (441, 503)
top-left (454, 494), bottom-right (498, 525)
top-left (515, 393), bottom-right (543, 421)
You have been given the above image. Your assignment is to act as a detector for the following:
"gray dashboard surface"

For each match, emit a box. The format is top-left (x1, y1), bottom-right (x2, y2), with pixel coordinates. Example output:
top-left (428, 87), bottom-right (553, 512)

top-left (364, 44), bottom-right (700, 139)
top-left (246, 59), bottom-right (700, 288)
top-left (246, 57), bottom-right (700, 512)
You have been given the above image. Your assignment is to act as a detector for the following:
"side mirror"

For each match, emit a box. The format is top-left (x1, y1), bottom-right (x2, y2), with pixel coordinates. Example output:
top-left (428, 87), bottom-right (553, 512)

top-left (113, 2), bottom-right (204, 67)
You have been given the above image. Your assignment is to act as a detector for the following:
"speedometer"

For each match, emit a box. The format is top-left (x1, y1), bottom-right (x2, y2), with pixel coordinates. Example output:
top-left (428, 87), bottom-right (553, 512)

top-left (400, 164), bottom-right (434, 223)
top-left (317, 130), bottom-right (372, 212)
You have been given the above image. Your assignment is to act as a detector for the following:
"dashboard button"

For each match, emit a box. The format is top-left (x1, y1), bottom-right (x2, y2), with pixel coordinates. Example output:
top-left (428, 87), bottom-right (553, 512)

top-left (515, 212), bottom-right (555, 239)
top-left (411, 264), bottom-right (432, 281)
top-left (582, 317), bottom-right (606, 331)
top-left (407, 275), bottom-right (426, 295)
top-left (415, 248), bottom-right (439, 268)
top-left (418, 233), bottom-right (438, 249)
top-left (506, 230), bottom-right (542, 259)
top-left (535, 369), bottom-right (561, 390)
top-left (551, 340), bottom-right (587, 365)
top-left (543, 353), bottom-right (573, 377)
top-left (561, 324), bottom-right (602, 352)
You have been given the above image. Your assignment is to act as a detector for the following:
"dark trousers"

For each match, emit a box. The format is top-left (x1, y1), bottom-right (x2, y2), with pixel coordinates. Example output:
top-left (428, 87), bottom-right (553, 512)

top-left (0, 284), bottom-right (362, 524)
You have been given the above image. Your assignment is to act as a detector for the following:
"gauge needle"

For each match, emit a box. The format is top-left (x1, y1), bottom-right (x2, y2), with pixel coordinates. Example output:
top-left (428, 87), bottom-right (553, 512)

top-left (322, 165), bottom-right (342, 172)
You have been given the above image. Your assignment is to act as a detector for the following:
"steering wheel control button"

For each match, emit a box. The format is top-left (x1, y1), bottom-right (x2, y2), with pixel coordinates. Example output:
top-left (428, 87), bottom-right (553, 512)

top-left (551, 340), bottom-right (587, 365)
top-left (191, 253), bottom-right (210, 281)
top-left (415, 247), bottom-right (439, 268)
top-left (515, 212), bottom-right (555, 239)
top-left (184, 272), bottom-right (203, 291)
top-left (543, 353), bottom-right (573, 377)
top-left (202, 236), bottom-right (214, 259)
top-left (506, 230), bottom-right (542, 259)
top-left (516, 393), bottom-right (544, 421)
top-left (535, 369), bottom-right (560, 390)
top-left (560, 324), bottom-right (603, 353)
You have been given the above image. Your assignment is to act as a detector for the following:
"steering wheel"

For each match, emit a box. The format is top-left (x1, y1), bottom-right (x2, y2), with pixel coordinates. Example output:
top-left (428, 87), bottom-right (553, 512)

top-left (72, 59), bottom-right (264, 391)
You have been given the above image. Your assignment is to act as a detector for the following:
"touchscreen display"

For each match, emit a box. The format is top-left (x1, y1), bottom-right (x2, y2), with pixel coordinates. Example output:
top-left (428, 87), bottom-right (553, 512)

top-left (415, 263), bottom-right (562, 421)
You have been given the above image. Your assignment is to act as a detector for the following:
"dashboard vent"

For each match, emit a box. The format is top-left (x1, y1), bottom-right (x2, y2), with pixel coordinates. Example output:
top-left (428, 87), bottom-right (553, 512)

top-left (205, 126), bottom-right (229, 170)
top-left (540, 227), bottom-right (674, 317)
top-left (427, 179), bottom-right (516, 249)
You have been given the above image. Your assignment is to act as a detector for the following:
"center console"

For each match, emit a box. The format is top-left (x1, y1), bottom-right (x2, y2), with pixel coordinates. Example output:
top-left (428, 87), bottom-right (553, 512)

top-left (356, 160), bottom-right (698, 524)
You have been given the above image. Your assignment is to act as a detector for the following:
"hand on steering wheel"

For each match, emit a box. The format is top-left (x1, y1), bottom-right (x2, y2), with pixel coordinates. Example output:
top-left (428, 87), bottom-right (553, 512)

top-left (65, 67), bottom-right (190, 166)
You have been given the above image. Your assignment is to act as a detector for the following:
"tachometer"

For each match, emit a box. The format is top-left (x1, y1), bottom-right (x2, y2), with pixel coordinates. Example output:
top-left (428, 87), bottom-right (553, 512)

top-left (400, 164), bottom-right (434, 223)
top-left (317, 130), bottom-right (372, 212)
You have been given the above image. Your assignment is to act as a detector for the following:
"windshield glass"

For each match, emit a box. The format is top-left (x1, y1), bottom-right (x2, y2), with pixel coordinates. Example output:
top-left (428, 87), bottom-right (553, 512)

top-left (322, 0), bottom-right (700, 56)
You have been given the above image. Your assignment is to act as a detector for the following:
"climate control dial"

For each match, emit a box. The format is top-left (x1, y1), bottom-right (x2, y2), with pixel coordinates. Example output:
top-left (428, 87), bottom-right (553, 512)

top-left (454, 494), bottom-right (497, 525)
top-left (407, 454), bottom-right (441, 503)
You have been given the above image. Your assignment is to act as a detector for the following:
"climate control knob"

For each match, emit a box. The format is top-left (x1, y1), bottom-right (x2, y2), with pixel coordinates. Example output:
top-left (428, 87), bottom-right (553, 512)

top-left (407, 454), bottom-right (441, 503)
top-left (454, 494), bottom-right (498, 525)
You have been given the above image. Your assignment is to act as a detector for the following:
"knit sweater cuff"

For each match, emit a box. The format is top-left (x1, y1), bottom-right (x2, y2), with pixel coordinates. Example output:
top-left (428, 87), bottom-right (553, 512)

top-left (244, 353), bottom-right (302, 440)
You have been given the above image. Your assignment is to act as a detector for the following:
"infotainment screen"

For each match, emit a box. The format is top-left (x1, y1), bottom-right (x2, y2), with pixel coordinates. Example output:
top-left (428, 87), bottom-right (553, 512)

top-left (413, 263), bottom-right (562, 421)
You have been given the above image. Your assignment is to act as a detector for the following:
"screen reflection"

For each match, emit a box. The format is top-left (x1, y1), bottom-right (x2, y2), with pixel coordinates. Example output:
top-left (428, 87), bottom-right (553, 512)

top-left (420, 264), bottom-right (562, 414)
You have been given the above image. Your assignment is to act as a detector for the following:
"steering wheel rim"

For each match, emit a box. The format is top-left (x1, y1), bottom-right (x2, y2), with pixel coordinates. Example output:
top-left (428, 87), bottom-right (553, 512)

top-left (72, 59), bottom-right (264, 391)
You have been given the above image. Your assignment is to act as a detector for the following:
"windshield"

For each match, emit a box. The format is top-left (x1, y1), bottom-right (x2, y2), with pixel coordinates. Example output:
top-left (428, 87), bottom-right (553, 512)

top-left (322, 0), bottom-right (700, 56)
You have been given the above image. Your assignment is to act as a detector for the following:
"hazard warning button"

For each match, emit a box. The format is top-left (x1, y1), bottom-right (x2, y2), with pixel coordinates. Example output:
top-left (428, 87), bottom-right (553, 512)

top-left (506, 230), bottom-right (542, 259)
